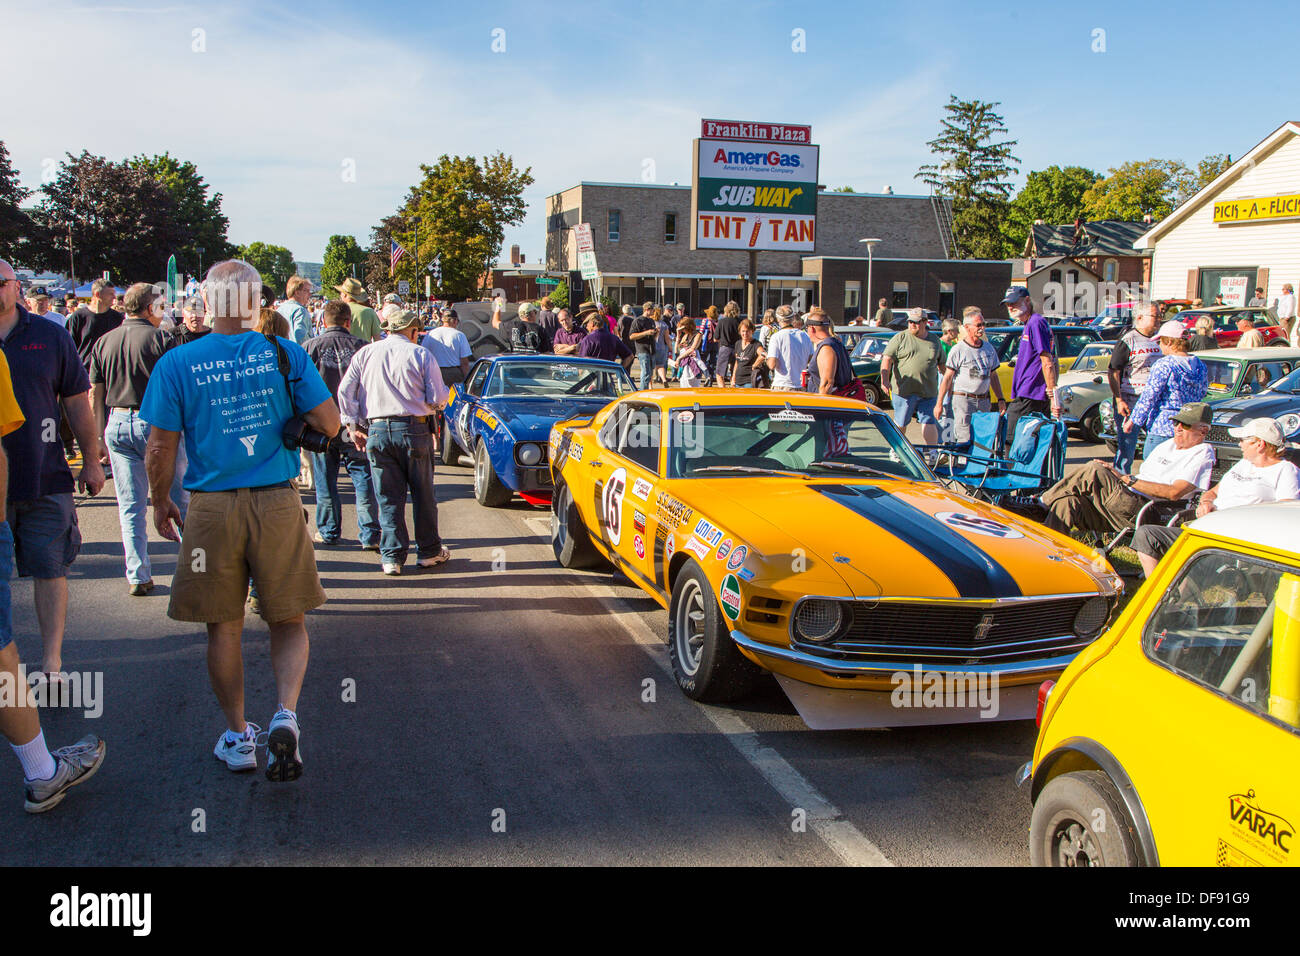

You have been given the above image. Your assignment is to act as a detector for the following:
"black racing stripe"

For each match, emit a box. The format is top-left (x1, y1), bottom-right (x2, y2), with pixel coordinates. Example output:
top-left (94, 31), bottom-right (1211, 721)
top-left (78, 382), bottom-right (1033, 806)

top-left (816, 484), bottom-right (1022, 599)
top-left (653, 527), bottom-right (667, 591)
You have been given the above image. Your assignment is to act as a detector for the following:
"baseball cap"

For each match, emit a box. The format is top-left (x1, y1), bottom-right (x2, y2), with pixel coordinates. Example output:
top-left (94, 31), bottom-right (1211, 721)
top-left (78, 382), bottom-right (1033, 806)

top-left (29, 286), bottom-right (49, 299)
top-left (440, 307), bottom-right (458, 319)
top-left (1228, 417), bottom-right (1286, 446)
top-left (383, 292), bottom-right (402, 305)
top-left (1157, 320), bottom-right (1187, 339)
top-left (518, 302), bottom-right (539, 316)
top-left (1001, 285), bottom-right (1029, 304)
top-left (1171, 402), bottom-right (1212, 426)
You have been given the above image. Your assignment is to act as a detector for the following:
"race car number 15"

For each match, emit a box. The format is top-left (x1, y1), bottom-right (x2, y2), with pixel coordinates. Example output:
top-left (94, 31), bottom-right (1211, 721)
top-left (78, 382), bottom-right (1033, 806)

top-left (603, 467), bottom-right (628, 546)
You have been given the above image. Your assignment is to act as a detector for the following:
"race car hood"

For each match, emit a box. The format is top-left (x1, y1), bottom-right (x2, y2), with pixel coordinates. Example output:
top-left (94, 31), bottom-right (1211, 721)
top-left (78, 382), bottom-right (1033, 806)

top-left (699, 478), bottom-right (1110, 601)
top-left (486, 396), bottom-right (617, 438)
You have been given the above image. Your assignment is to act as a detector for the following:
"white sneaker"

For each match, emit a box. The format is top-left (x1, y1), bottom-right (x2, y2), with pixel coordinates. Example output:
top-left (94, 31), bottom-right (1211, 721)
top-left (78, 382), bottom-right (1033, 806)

top-left (213, 723), bottom-right (260, 772)
top-left (24, 735), bottom-right (107, 813)
top-left (382, 562), bottom-right (402, 576)
top-left (265, 710), bottom-right (302, 782)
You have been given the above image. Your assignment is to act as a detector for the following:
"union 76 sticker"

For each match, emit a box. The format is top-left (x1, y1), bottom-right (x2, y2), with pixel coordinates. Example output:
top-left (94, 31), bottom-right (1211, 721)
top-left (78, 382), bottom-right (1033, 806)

top-left (934, 511), bottom-right (1024, 539)
top-left (602, 467), bottom-right (627, 546)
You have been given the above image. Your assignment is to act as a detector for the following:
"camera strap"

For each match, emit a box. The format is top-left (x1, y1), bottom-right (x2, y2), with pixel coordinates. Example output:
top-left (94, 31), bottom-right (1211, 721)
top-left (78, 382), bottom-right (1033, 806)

top-left (263, 332), bottom-right (301, 411)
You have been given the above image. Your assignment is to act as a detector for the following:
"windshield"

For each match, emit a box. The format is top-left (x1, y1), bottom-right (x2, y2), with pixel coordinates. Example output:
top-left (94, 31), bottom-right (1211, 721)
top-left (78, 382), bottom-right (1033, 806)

top-left (665, 406), bottom-right (929, 480)
top-left (485, 362), bottom-right (635, 398)
top-left (851, 335), bottom-right (890, 360)
top-left (1069, 344), bottom-right (1113, 372)
top-left (1204, 359), bottom-right (1243, 393)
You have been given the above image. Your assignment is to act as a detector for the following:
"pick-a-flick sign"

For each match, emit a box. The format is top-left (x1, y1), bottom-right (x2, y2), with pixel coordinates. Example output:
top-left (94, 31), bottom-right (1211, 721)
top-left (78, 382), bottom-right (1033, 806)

top-left (691, 132), bottom-right (819, 252)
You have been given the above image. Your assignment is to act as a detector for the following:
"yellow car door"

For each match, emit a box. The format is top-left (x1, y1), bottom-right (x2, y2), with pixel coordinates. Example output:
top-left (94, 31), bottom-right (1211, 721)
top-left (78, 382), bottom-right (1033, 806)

top-left (596, 401), bottom-right (664, 593)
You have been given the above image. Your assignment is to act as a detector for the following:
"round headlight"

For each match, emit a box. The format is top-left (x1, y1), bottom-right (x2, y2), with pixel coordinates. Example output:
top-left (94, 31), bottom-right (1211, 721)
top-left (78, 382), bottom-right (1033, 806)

top-left (795, 599), bottom-right (847, 643)
top-left (1056, 385), bottom-right (1073, 405)
top-left (517, 443), bottom-right (542, 466)
top-left (1099, 400), bottom-right (1115, 430)
top-left (1277, 413), bottom-right (1300, 437)
top-left (1073, 596), bottom-right (1111, 638)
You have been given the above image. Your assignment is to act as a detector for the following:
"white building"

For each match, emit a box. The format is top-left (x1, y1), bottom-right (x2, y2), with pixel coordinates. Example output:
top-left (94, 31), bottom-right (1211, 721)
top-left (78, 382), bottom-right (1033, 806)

top-left (1136, 121), bottom-right (1300, 306)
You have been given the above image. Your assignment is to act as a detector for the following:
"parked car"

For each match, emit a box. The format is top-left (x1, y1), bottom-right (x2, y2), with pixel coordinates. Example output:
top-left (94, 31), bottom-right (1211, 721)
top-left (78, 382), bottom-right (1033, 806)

top-left (444, 354), bottom-right (635, 506)
top-left (846, 329), bottom-right (897, 405)
top-left (1206, 363), bottom-right (1300, 480)
top-left (1053, 342), bottom-right (1115, 443)
top-left (1177, 307), bottom-right (1286, 348)
top-left (1021, 503), bottom-right (1300, 866)
top-left (884, 308), bottom-right (941, 330)
top-left (548, 389), bottom-right (1123, 728)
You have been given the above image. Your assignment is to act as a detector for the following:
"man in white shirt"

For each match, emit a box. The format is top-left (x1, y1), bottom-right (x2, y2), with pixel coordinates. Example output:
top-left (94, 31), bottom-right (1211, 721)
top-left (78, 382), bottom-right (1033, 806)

top-left (1041, 402), bottom-right (1215, 535)
top-left (1277, 283), bottom-right (1298, 342)
top-left (765, 305), bottom-right (813, 390)
top-left (421, 307), bottom-right (472, 385)
top-left (1133, 416), bottom-right (1300, 574)
top-left (337, 309), bottom-right (450, 576)
top-left (25, 289), bottom-right (67, 329)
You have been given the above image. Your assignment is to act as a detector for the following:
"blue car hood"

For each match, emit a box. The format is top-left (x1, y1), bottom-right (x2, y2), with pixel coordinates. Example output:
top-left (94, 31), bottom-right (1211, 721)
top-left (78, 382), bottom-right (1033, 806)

top-left (1211, 391), bottom-right (1300, 424)
top-left (483, 396), bottom-right (614, 437)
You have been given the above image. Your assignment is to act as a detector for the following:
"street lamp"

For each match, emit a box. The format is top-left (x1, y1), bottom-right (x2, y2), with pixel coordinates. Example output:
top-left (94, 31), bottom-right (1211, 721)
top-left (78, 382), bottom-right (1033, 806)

top-left (858, 238), bottom-right (881, 321)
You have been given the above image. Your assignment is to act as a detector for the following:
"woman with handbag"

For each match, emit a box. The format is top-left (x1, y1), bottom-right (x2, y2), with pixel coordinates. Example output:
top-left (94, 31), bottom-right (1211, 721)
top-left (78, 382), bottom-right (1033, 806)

top-left (673, 317), bottom-right (706, 387)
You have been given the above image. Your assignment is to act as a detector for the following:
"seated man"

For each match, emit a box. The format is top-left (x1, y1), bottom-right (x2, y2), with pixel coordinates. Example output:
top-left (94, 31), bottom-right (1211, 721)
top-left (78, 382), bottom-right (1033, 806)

top-left (1041, 402), bottom-right (1215, 536)
top-left (1134, 416), bottom-right (1300, 575)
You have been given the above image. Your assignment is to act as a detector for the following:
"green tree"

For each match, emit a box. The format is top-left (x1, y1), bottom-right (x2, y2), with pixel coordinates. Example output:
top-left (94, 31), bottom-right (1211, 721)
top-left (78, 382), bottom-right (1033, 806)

top-left (0, 141), bottom-right (32, 257)
top-left (320, 234), bottom-right (365, 290)
top-left (25, 151), bottom-right (181, 282)
top-left (362, 213), bottom-right (403, 298)
top-left (128, 152), bottom-right (233, 276)
top-left (1172, 153), bottom-right (1232, 205)
top-left (382, 153), bottom-right (534, 300)
top-left (1081, 159), bottom-right (1183, 220)
top-left (236, 241), bottom-right (296, 293)
top-left (547, 280), bottom-right (569, 309)
top-left (831, 185), bottom-right (856, 193)
top-left (916, 96), bottom-right (1020, 259)
top-left (1003, 165), bottom-right (1101, 253)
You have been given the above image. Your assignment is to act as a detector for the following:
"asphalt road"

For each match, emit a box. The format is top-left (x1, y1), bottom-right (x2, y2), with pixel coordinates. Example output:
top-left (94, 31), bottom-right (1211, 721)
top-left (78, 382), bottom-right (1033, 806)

top-left (2, 432), bottom-right (1113, 866)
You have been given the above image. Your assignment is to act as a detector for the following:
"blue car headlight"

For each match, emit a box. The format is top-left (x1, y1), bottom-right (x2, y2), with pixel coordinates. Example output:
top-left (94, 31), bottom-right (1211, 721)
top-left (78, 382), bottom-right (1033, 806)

top-left (515, 443), bottom-right (545, 466)
top-left (1278, 413), bottom-right (1300, 437)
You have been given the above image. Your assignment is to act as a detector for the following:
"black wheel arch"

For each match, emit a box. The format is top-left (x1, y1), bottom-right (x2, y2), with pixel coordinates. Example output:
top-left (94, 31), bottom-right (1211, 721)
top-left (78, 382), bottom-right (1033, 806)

top-left (1031, 736), bottom-right (1159, 867)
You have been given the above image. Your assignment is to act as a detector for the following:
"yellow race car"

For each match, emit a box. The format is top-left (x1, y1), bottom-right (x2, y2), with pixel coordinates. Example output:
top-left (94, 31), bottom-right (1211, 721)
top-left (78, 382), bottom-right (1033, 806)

top-left (548, 389), bottom-right (1124, 729)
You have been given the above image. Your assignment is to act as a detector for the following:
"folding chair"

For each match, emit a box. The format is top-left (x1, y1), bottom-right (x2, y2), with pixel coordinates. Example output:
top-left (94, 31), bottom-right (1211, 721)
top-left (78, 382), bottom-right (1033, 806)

top-left (925, 411), bottom-right (1005, 486)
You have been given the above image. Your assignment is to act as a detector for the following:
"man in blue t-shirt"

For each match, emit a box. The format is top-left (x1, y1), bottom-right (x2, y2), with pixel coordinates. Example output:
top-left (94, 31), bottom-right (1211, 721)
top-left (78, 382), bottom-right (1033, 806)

top-left (140, 259), bottom-right (339, 784)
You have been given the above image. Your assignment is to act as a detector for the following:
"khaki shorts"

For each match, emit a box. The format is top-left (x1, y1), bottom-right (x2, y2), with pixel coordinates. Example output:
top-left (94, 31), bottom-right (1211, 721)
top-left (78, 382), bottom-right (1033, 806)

top-left (168, 485), bottom-right (326, 624)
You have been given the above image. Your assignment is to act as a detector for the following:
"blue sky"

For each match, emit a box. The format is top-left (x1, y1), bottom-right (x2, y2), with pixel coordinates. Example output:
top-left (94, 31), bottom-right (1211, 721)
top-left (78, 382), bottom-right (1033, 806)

top-left (6, 0), bottom-right (1297, 270)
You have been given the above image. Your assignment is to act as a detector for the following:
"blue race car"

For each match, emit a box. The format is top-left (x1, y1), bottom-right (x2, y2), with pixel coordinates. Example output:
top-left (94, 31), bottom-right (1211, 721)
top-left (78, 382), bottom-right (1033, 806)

top-left (442, 354), bottom-right (635, 507)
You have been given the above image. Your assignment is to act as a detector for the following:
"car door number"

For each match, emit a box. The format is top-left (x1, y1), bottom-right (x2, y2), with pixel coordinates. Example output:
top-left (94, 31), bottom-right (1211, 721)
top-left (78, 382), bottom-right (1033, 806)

top-left (602, 467), bottom-right (627, 546)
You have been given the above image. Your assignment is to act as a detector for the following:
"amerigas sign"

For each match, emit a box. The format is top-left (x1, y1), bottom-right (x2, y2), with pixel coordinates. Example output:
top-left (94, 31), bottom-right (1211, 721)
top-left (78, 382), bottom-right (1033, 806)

top-left (692, 136), bottom-right (819, 252)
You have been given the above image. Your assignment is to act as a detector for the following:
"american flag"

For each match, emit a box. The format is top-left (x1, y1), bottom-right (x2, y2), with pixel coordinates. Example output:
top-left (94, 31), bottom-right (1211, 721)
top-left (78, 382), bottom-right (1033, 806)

top-left (389, 238), bottom-right (408, 275)
top-left (828, 419), bottom-right (850, 457)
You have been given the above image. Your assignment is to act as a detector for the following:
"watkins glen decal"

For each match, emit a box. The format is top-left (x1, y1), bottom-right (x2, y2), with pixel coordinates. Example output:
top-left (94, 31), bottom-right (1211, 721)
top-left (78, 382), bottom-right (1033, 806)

top-left (716, 538), bottom-right (733, 561)
top-left (727, 545), bottom-right (749, 570)
top-left (631, 477), bottom-right (653, 501)
top-left (935, 511), bottom-right (1023, 539)
top-left (692, 518), bottom-right (723, 548)
top-left (719, 573), bottom-right (742, 621)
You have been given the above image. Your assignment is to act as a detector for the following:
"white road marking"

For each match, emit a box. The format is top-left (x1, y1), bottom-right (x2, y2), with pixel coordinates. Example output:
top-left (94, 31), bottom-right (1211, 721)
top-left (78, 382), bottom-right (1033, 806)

top-left (523, 514), bottom-right (893, 867)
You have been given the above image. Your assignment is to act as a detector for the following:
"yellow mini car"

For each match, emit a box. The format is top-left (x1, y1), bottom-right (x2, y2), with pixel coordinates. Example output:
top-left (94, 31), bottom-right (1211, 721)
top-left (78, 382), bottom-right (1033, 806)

top-left (548, 389), bottom-right (1123, 729)
top-left (1022, 503), bottom-right (1300, 866)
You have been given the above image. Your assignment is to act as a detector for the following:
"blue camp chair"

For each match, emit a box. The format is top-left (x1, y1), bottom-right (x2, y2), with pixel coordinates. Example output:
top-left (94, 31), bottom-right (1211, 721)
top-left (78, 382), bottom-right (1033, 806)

top-left (930, 411), bottom-right (1006, 485)
top-left (940, 414), bottom-right (1067, 508)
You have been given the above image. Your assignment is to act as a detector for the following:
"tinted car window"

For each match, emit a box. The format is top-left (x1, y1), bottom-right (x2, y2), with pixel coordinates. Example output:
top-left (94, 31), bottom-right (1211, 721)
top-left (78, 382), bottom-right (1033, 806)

top-left (465, 362), bottom-right (490, 396)
top-left (1056, 332), bottom-right (1098, 359)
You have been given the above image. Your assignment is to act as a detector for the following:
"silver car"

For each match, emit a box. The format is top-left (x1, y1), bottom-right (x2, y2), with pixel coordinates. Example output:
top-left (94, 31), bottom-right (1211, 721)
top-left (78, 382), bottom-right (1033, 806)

top-left (1053, 341), bottom-right (1115, 444)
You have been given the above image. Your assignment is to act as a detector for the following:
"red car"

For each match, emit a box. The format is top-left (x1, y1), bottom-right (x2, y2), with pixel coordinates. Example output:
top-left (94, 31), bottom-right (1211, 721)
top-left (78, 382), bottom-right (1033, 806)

top-left (1178, 307), bottom-right (1287, 347)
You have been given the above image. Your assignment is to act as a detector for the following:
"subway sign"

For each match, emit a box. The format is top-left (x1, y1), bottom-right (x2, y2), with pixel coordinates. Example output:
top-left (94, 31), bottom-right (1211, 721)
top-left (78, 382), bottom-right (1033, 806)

top-left (1213, 193), bottom-right (1300, 224)
top-left (691, 133), bottom-right (819, 252)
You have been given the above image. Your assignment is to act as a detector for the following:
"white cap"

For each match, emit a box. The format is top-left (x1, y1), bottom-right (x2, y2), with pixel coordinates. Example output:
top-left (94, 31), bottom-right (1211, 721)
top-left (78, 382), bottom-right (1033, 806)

top-left (1228, 417), bottom-right (1286, 447)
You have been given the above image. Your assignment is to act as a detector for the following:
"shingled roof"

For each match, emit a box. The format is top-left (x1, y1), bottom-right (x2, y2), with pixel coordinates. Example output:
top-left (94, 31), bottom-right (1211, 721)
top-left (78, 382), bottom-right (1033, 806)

top-left (1025, 220), bottom-right (1153, 258)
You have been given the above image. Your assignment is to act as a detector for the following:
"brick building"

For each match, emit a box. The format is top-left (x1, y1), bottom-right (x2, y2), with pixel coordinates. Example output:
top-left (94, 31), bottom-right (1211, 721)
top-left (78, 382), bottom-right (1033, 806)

top-left (544, 182), bottom-right (1009, 320)
top-left (1015, 220), bottom-right (1153, 316)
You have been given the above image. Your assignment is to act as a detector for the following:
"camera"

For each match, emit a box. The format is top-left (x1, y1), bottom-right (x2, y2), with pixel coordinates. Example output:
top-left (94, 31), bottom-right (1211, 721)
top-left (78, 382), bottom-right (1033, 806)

top-left (282, 414), bottom-right (332, 454)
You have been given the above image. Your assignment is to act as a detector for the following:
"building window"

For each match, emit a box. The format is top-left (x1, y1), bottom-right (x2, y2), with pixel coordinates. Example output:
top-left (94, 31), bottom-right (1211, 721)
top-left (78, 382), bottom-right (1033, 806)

top-left (1049, 269), bottom-right (1062, 285)
top-left (938, 281), bottom-right (955, 321)
top-left (608, 210), bottom-right (621, 242)
top-left (1104, 259), bottom-right (1118, 283)
top-left (664, 213), bottom-right (676, 243)
top-left (843, 281), bottom-right (861, 318)
top-left (892, 281), bottom-right (909, 308)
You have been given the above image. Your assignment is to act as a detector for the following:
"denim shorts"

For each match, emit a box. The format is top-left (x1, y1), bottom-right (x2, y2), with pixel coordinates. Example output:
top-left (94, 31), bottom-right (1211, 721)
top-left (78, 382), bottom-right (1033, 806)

top-left (5, 493), bottom-right (81, 579)
top-left (891, 393), bottom-right (939, 428)
top-left (0, 521), bottom-right (13, 651)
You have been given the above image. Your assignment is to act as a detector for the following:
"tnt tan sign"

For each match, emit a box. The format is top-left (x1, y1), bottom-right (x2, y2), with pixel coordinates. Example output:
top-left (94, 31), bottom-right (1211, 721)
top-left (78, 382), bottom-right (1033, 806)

top-left (1213, 193), bottom-right (1300, 224)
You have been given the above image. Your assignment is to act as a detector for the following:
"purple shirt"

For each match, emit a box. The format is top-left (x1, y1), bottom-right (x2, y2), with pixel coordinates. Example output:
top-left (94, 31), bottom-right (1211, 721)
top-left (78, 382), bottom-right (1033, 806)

top-left (552, 327), bottom-right (586, 348)
top-left (0, 306), bottom-right (90, 501)
top-left (578, 327), bottom-right (632, 362)
top-left (1011, 313), bottom-right (1055, 402)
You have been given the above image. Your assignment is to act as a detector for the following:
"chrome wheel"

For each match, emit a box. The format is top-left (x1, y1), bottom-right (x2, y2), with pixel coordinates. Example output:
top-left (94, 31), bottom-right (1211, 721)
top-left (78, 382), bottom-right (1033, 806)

top-left (673, 577), bottom-right (707, 677)
top-left (474, 445), bottom-right (487, 499)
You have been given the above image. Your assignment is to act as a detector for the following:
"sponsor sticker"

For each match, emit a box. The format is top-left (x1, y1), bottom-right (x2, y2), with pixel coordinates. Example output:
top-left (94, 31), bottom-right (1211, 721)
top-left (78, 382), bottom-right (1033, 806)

top-left (633, 510), bottom-right (646, 533)
top-left (634, 535), bottom-right (645, 559)
top-left (684, 537), bottom-right (711, 561)
top-left (602, 467), bottom-right (627, 546)
top-left (719, 573), bottom-right (742, 621)
top-left (934, 511), bottom-right (1024, 539)
top-left (736, 567), bottom-right (755, 581)
top-left (631, 477), bottom-right (653, 501)
top-left (677, 410), bottom-right (695, 424)
top-left (655, 492), bottom-right (693, 529)
top-left (692, 518), bottom-right (723, 547)
top-left (727, 545), bottom-right (749, 570)
top-left (475, 409), bottom-right (499, 429)
top-left (716, 538), bottom-right (733, 561)
top-left (769, 408), bottom-right (815, 423)
top-left (1228, 789), bottom-right (1293, 864)
top-left (665, 534), bottom-right (676, 561)
top-left (571, 441), bottom-right (583, 462)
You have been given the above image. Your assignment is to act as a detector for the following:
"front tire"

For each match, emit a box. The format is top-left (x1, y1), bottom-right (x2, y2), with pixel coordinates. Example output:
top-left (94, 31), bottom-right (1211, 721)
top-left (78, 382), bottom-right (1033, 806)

top-left (473, 440), bottom-right (513, 507)
top-left (667, 561), bottom-right (761, 703)
top-left (1078, 406), bottom-right (1103, 444)
top-left (1029, 770), bottom-right (1140, 867)
top-left (861, 380), bottom-right (883, 406)
top-left (550, 481), bottom-right (606, 569)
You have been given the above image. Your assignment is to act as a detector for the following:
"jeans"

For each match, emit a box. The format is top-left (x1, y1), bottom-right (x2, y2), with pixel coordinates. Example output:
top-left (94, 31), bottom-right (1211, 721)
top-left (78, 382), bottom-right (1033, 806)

top-left (311, 440), bottom-right (379, 546)
top-left (106, 409), bottom-right (188, 585)
top-left (366, 419), bottom-right (441, 564)
top-left (637, 353), bottom-right (653, 390)
top-left (1114, 417), bottom-right (1143, 474)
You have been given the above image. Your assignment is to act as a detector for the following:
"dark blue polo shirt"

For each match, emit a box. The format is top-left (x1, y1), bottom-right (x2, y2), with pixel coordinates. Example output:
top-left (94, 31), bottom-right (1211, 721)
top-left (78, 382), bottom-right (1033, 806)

top-left (1, 306), bottom-right (91, 501)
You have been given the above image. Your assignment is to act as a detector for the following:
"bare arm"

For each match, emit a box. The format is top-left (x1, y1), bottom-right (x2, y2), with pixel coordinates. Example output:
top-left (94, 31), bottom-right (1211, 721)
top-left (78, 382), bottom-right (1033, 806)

top-left (934, 368), bottom-right (956, 414)
top-left (817, 346), bottom-right (836, 395)
top-left (145, 426), bottom-right (183, 540)
top-left (63, 391), bottom-right (105, 495)
top-left (879, 356), bottom-right (893, 393)
top-left (1042, 353), bottom-right (1060, 411)
top-left (304, 396), bottom-right (341, 438)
